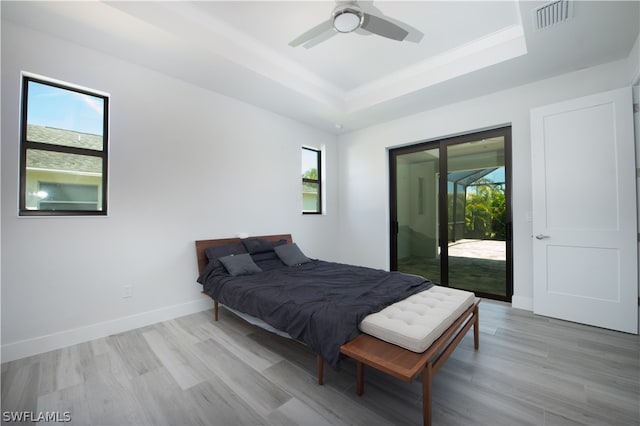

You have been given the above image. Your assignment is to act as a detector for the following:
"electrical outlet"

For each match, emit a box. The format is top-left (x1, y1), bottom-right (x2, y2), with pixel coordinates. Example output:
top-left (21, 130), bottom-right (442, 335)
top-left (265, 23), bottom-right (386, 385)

top-left (123, 285), bottom-right (133, 298)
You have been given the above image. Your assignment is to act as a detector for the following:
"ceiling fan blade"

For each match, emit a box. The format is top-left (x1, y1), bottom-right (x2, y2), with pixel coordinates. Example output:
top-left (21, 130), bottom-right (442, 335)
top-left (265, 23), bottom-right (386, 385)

top-left (303, 29), bottom-right (338, 49)
top-left (360, 13), bottom-right (409, 41)
top-left (289, 19), bottom-right (334, 47)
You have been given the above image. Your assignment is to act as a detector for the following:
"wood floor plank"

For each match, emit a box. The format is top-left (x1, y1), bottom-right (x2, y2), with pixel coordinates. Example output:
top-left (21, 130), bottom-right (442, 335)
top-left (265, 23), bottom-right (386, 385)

top-left (142, 328), bottom-right (207, 390)
top-left (185, 380), bottom-right (268, 425)
top-left (268, 397), bottom-right (337, 426)
top-left (80, 347), bottom-right (133, 388)
top-left (194, 317), bottom-right (284, 372)
top-left (341, 368), bottom-right (424, 425)
top-left (435, 368), bottom-right (545, 426)
top-left (82, 368), bottom-right (149, 425)
top-left (129, 367), bottom-right (207, 426)
top-left (246, 327), bottom-right (353, 392)
top-left (542, 410), bottom-right (586, 426)
top-left (107, 328), bottom-right (163, 378)
top-left (262, 359), bottom-right (395, 426)
top-left (174, 310), bottom-right (224, 342)
top-left (37, 382), bottom-right (92, 426)
top-left (193, 338), bottom-right (293, 418)
top-left (1, 361), bottom-right (40, 421)
top-left (584, 384), bottom-right (640, 425)
top-left (36, 344), bottom-right (85, 396)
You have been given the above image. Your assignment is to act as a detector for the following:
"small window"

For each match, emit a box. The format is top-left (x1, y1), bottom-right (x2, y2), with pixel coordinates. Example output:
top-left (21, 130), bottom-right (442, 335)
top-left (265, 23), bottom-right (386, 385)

top-left (302, 147), bottom-right (322, 214)
top-left (20, 75), bottom-right (108, 216)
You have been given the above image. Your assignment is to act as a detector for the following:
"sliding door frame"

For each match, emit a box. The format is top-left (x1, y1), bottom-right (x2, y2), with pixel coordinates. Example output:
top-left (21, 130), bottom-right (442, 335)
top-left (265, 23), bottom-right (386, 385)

top-left (389, 126), bottom-right (513, 302)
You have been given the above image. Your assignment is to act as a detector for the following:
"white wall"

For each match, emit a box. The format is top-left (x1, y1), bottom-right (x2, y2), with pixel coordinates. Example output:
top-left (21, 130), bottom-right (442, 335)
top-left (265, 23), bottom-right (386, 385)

top-left (1, 21), bottom-right (338, 361)
top-left (336, 58), bottom-right (635, 311)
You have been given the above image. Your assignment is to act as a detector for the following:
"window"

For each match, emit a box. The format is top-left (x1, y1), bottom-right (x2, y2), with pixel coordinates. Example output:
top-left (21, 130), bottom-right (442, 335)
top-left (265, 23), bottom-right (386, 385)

top-left (302, 147), bottom-right (321, 214)
top-left (20, 75), bottom-right (108, 216)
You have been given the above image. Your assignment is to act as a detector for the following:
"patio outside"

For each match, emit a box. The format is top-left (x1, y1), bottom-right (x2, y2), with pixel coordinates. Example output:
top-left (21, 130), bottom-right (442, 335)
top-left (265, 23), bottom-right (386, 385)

top-left (398, 238), bottom-right (506, 296)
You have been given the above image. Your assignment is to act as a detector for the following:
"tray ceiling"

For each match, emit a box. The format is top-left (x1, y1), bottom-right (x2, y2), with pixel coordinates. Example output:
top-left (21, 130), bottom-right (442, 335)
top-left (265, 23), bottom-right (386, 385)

top-left (2, 1), bottom-right (638, 133)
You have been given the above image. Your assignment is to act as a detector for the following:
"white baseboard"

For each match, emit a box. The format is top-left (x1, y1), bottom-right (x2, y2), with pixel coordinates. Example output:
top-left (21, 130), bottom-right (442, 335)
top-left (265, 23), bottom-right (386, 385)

top-left (1, 298), bottom-right (213, 363)
top-left (511, 295), bottom-right (534, 311)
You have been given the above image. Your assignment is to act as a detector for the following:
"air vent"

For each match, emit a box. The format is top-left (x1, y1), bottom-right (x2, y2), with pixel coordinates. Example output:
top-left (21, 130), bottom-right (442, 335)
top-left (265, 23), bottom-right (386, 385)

top-left (534, 0), bottom-right (572, 30)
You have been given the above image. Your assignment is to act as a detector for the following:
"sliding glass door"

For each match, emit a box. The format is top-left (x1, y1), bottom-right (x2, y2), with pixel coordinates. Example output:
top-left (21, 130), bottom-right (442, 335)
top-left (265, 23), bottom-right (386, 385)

top-left (390, 127), bottom-right (512, 301)
top-left (392, 145), bottom-right (442, 284)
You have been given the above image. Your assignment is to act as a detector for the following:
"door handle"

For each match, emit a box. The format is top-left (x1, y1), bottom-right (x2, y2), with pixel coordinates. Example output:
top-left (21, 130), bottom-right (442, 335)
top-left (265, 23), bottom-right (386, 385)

top-left (535, 234), bottom-right (550, 240)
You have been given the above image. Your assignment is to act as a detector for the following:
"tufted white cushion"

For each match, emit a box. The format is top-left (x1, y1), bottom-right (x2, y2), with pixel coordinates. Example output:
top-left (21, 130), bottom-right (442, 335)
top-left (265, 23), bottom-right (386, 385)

top-left (359, 286), bottom-right (475, 353)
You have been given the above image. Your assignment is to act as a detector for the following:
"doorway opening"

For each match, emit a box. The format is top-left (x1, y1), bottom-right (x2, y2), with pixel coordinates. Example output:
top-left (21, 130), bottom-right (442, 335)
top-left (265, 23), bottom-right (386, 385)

top-left (389, 126), bottom-right (512, 301)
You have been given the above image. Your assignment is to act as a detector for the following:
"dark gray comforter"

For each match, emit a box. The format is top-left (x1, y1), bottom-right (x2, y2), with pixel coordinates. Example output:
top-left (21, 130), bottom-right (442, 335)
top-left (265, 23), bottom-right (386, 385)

top-left (200, 260), bottom-right (433, 368)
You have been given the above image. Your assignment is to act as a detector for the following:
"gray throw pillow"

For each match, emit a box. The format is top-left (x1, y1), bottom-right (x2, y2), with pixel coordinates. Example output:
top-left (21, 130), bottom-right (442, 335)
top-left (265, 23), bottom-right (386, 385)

top-left (219, 253), bottom-right (263, 276)
top-left (275, 243), bottom-right (311, 266)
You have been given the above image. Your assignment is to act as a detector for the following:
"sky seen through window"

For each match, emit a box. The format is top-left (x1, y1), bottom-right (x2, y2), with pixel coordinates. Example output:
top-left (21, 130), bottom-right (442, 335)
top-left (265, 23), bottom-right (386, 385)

top-left (27, 81), bottom-right (104, 136)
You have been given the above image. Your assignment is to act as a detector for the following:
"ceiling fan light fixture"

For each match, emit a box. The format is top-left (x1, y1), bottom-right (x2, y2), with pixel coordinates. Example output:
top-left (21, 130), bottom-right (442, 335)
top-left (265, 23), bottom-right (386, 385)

top-left (333, 9), bottom-right (362, 33)
top-left (289, 1), bottom-right (410, 48)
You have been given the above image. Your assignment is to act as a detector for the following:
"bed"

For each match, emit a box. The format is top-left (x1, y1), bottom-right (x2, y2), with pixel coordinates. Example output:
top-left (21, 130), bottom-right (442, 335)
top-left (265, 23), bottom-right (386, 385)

top-left (195, 234), bottom-right (480, 426)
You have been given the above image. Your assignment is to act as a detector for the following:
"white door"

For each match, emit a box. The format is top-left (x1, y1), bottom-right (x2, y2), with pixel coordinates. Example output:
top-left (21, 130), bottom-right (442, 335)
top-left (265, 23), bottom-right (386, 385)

top-left (531, 87), bottom-right (638, 334)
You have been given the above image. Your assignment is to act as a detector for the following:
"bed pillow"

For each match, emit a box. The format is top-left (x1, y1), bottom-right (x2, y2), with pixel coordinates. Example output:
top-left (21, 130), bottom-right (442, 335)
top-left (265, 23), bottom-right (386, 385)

top-left (242, 238), bottom-right (289, 270)
top-left (218, 253), bottom-right (263, 276)
top-left (242, 238), bottom-right (280, 254)
top-left (204, 242), bottom-right (247, 262)
top-left (198, 242), bottom-right (249, 284)
top-left (275, 243), bottom-right (311, 266)
top-left (242, 238), bottom-right (287, 254)
top-left (251, 250), bottom-right (287, 271)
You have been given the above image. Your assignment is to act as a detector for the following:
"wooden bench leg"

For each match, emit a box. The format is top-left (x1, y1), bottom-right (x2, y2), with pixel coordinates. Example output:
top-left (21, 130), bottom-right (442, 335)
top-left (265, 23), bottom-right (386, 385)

top-left (356, 362), bottom-right (364, 396)
top-left (422, 362), bottom-right (433, 426)
top-left (317, 356), bottom-right (324, 385)
top-left (473, 304), bottom-right (479, 350)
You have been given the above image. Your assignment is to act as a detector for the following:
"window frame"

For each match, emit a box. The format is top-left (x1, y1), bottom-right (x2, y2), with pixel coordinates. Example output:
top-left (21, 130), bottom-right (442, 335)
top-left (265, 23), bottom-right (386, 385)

top-left (301, 146), bottom-right (322, 215)
top-left (19, 75), bottom-right (109, 216)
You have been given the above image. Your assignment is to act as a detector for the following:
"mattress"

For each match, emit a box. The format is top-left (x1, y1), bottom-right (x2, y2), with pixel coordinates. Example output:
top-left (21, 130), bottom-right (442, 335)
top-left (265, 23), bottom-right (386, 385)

top-left (359, 286), bottom-right (476, 353)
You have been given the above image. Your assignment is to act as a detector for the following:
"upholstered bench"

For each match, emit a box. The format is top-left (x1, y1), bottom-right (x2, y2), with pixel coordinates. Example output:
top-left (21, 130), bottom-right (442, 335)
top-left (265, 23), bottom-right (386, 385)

top-left (340, 286), bottom-right (480, 426)
top-left (360, 286), bottom-right (476, 352)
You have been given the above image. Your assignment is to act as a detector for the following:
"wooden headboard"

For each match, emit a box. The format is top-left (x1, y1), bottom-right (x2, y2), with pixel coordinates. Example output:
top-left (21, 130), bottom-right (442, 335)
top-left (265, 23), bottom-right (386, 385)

top-left (195, 234), bottom-right (293, 274)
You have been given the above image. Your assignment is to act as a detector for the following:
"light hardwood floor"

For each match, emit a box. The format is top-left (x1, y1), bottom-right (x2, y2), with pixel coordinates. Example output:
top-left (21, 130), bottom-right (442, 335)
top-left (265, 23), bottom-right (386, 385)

top-left (2, 301), bottom-right (639, 425)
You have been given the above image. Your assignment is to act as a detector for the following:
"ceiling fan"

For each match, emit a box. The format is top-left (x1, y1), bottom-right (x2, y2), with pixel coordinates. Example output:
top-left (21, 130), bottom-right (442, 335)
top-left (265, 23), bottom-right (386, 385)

top-left (289, 1), bottom-right (410, 48)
